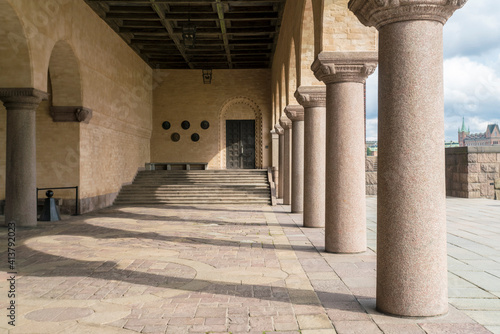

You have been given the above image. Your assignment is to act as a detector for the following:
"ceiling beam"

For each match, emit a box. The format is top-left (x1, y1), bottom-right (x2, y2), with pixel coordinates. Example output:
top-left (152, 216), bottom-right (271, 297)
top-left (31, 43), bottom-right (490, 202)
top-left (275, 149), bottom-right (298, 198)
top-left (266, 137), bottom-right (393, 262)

top-left (108, 6), bottom-right (155, 13)
top-left (106, 13), bottom-right (159, 19)
top-left (149, 1), bottom-right (194, 69)
top-left (88, 0), bottom-right (284, 3)
top-left (215, 0), bottom-right (232, 69)
top-left (269, 2), bottom-right (284, 70)
top-left (163, 12), bottom-right (278, 20)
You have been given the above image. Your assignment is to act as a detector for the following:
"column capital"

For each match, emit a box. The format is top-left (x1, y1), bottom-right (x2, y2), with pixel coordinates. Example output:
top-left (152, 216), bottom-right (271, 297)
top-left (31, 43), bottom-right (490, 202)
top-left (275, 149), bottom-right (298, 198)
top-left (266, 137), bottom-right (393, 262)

top-left (312, 52), bottom-right (378, 84)
top-left (294, 86), bottom-right (326, 108)
top-left (348, 0), bottom-right (468, 29)
top-left (279, 115), bottom-right (292, 130)
top-left (0, 88), bottom-right (48, 109)
top-left (274, 123), bottom-right (284, 135)
top-left (284, 105), bottom-right (304, 122)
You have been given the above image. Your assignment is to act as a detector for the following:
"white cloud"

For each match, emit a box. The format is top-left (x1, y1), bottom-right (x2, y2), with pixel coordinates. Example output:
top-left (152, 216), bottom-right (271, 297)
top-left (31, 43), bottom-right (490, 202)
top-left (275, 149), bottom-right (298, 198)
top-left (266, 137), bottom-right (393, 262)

top-left (363, 1), bottom-right (500, 142)
top-left (444, 0), bottom-right (500, 59)
top-left (444, 57), bottom-right (500, 139)
top-left (366, 68), bottom-right (378, 119)
top-left (365, 118), bottom-right (378, 141)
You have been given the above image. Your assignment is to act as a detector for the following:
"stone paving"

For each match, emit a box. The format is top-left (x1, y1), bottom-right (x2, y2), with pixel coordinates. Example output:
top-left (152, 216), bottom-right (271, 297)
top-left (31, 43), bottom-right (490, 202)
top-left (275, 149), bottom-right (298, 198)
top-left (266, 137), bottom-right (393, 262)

top-left (0, 197), bottom-right (498, 333)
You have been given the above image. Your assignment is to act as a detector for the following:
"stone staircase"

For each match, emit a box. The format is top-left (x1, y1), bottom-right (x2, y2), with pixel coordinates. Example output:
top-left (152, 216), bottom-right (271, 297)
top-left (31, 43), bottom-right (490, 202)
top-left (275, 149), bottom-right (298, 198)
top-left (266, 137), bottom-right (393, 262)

top-left (114, 169), bottom-right (271, 205)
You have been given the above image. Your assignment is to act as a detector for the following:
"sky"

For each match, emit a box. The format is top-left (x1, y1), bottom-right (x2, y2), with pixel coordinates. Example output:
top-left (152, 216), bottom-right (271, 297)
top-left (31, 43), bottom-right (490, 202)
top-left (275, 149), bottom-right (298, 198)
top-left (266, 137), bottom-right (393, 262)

top-left (365, 0), bottom-right (500, 142)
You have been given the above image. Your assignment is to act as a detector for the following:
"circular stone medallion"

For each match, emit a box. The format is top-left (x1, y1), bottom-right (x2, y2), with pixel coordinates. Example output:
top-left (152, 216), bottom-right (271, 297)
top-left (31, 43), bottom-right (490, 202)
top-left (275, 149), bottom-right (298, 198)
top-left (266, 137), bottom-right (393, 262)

top-left (162, 121), bottom-right (171, 130)
top-left (201, 120), bottom-right (210, 129)
top-left (181, 120), bottom-right (190, 130)
top-left (171, 133), bottom-right (180, 142)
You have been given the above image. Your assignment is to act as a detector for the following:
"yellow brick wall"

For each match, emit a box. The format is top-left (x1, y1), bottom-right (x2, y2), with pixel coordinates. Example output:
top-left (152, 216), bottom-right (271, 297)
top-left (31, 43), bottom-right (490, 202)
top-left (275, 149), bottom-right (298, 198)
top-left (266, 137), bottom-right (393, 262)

top-left (0, 0), bottom-right (153, 204)
top-left (0, 109), bottom-right (5, 199)
top-left (271, 0), bottom-right (377, 124)
top-left (151, 69), bottom-right (272, 169)
top-left (35, 84), bottom-right (80, 200)
top-left (321, 0), bottom-right (377, 53)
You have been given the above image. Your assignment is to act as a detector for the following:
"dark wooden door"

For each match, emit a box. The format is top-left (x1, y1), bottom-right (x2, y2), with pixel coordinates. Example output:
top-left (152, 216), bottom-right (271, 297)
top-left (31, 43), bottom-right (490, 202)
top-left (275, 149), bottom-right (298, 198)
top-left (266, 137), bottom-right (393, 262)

top-left (226, 120), bottom-right (255, 169)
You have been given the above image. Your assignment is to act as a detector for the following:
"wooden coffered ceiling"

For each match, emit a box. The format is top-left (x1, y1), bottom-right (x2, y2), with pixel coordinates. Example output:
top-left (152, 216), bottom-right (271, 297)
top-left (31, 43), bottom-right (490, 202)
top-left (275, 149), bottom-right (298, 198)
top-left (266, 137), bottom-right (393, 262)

top-left (84, 0), bottom-right (286, 69)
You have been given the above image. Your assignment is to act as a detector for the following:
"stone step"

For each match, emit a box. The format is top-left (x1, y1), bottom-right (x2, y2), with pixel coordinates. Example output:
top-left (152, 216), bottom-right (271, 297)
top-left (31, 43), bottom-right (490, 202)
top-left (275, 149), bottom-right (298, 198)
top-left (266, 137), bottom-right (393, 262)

top-left (134, 175), bottom-right (267, 179)
top-left (123, 184), bottom-right (269, 188)
top-left (139, 169), bottom-right (267, 173)
top-left (114, 169), bottom-right (271, 206)
top-left (137, 173), bottom-right (268, 178)
top-left (116, 195), bottom-right (270, 201)
top-left (114, 199), bottom-right (270, 205)
top-left (132, 180), bottom-right (268, 184)
top-left (118, 190), bottom-right (270, 195)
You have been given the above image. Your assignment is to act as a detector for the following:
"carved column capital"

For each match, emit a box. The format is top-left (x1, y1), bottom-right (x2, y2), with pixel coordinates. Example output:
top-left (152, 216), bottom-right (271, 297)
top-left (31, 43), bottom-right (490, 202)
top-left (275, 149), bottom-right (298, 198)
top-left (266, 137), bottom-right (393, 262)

top-left (348, 0), bottom-right (468, 29)
top-left (279, 115), bottom-right (292, 130)
top-left (49, 106), bottom-right (93, 124)
top-left (0, 88), bottom-right (48, 110)
top-left (274, 123), bottom-right (284, 135)
top-left (284, 105), bottom-right (304, 122)
top-left (312, 52), bottom-right (378, 84)
top-left (294, 86), bottom-right (326, 108)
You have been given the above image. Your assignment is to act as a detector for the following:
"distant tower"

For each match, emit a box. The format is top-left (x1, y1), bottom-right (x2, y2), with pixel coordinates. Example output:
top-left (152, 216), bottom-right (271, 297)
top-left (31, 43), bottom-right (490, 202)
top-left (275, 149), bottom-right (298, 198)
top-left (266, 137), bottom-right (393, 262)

top-left (458, 117), bottom-right (470, 147)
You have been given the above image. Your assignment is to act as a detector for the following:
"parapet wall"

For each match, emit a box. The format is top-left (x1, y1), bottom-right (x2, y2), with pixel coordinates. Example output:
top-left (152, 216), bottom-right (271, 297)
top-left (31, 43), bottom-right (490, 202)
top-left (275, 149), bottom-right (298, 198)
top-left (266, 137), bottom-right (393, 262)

top-left (365, 148), bottom-right (500, 200)
top-left (446, 147), bottom-right (500, 199)
top-left (366, 156), bottom-right (377, 195)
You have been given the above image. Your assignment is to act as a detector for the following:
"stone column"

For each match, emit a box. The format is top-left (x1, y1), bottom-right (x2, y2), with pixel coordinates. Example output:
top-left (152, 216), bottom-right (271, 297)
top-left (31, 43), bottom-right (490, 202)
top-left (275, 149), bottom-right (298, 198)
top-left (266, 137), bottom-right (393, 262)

top-left (279, 115), bottom-right (292, 206)
top-left (349, 0), bottom-right (467, 317)
top-left (312, 53), bottom-right (377, 251)
top-left (270, 128), bottom-right (280, 197)
top-left (285, 105), bottom-right (305, 213)
top-left (274, 124), bottom-right (284, 199)
top-left (0, 88), bottom-right (48, 227)
top-left (294, 87), bottom-right (326, 227)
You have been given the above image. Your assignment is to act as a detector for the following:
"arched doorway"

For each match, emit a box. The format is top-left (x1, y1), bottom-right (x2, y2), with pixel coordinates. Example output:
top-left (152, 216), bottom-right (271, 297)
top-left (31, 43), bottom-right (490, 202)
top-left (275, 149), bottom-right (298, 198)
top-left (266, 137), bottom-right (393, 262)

top-left (218, 97), bottom-right (263, 169)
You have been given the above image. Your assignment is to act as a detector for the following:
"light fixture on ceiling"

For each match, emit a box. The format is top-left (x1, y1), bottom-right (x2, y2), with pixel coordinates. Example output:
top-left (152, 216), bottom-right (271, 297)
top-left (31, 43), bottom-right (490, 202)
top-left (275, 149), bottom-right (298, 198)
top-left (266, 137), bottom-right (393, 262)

top-left (182, 5), bottom-right (196, 48)
top-left (202, 69), bottom-right (212, 84)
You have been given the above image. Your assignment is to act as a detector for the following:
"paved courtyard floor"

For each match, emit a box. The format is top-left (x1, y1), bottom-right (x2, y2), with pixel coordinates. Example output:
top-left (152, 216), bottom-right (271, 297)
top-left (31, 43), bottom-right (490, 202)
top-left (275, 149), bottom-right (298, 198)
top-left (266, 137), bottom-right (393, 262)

top-left (0, 197), bottom-right (499, 333)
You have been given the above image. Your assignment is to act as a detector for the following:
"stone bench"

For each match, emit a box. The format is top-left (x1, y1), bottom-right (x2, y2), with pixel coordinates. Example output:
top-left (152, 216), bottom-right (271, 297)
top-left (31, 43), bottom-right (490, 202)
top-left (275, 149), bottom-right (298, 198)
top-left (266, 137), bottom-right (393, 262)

top-left (145, 162), bottom-right (208, 171)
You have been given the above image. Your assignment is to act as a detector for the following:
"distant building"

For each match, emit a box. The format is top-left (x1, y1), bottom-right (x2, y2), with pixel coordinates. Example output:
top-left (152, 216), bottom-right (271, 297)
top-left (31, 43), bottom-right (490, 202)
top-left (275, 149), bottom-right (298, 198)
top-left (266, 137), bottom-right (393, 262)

top-left (445, 141), bottom-right (459, 148)
top-left (366, 141), bottom-right (378, 156)
top-left (458, 118), bottom-right (500, 147)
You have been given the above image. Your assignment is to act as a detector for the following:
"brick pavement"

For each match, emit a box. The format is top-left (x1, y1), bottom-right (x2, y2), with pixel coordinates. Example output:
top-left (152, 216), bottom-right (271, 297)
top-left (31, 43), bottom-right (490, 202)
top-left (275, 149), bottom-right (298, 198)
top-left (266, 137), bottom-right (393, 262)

top-left (0, 197), bottom-right (498, 333)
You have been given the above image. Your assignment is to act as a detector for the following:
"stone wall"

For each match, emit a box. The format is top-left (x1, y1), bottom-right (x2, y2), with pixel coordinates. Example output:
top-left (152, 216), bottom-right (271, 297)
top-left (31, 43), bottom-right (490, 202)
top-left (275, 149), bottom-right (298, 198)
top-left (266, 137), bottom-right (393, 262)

top-left (446, 147), bottom-right (500, 199)
top-left (366, 156), bottom-right (377, 195)
top-left (151, 69), bottom-right (272, 170)
top-left (363, 148), bottom-right (500, 199)
top-left (0, 0), bottom-right (153, 214)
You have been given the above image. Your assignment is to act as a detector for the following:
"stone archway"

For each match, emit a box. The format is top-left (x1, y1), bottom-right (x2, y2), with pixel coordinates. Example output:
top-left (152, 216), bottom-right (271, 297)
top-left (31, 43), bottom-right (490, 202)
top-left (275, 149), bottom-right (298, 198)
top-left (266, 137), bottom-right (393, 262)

top-left (0, 0), bottom-right (33, 88)
top-left (218, 97), bottom-right (263, 169)
top-left (35, 40), bottom-right (84, 214)
top-left (49, 40), bottom-right (83, 106)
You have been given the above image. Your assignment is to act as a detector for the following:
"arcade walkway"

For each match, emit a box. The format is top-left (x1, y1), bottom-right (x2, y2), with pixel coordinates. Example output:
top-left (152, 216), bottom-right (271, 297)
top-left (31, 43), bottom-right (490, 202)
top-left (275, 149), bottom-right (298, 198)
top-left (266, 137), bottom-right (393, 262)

top-left (1, 197), bottom-right (499, 333)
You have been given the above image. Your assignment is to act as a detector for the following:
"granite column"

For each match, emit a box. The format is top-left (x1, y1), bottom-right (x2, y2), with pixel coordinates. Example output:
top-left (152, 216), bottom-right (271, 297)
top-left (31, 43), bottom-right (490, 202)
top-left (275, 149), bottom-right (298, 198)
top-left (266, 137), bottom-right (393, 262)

top-left (274, 124), bottom-right (285, 199)
top-left (279, 115), bottom-right (292, 206)
top-left (285, 105), bottom-right (305, 213)
top-left (312, 53), bottom-right (377, 251)
top-left (349, 0), bottom-right (468, 316)
top-left (0, 88), bottom-right (47, 227)
top-left (270, 128), bottom-right (280, 196)
top-left (295, 87), bottom-right (326, 227)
